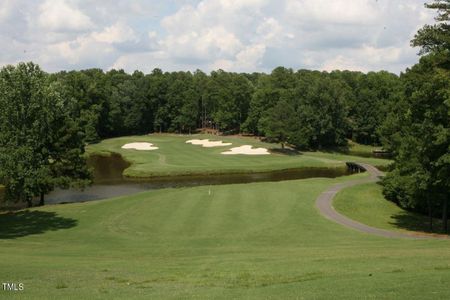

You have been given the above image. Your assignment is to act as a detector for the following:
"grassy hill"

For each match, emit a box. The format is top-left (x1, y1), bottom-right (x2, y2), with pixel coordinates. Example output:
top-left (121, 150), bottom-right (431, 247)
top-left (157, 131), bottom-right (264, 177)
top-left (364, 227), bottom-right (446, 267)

top-left (1, 174), bottom-right (449, 299)
top-left (87, 134), bottom-right (391, 178)
top-left (334, 182), bottom-right (448, 234)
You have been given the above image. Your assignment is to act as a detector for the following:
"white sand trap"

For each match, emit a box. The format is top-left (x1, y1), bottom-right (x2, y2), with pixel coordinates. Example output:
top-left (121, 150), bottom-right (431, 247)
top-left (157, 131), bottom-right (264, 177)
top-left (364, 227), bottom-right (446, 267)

top-left (121, 142), bottom-right (158, 151)
top-left (186, 139), bottom-right (232, 148)
top-left (221, 145), bottom-right (270, 155)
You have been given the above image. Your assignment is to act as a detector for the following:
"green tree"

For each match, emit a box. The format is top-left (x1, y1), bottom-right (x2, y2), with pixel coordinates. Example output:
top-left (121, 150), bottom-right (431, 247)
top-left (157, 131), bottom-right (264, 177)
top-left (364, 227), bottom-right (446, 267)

top-left (381, 1), bottom-right (450, 232)
top-left (258, 98), bottom-right (296, 149)
top-left (243, 67), bottom-right (295, 135)
top-left (294, 75), bottom-right (350, 149)
top-left (0, 63), bottom-right (91, 207)
top-left (411, 0), bottom-right (450, 56)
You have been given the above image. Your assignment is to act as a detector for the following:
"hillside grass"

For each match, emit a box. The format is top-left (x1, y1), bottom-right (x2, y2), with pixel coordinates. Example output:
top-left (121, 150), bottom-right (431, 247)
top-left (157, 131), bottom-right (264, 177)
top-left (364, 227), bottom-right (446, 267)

top-left (1, 174), bottom-right (449, 299)
top-left (347, 140), bottom-right (383, 156)
top-left (334, 182), bottom-right (448, 234)
top-left (86, 134), bottom-right (391, 178)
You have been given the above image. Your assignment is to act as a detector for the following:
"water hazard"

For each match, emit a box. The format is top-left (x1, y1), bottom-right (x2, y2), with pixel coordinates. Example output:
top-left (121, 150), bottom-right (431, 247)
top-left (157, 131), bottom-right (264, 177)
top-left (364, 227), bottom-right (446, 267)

top-left (0, 154), bottom-right (364, 206)
top-left (42, 153), bottom-right (363, 204)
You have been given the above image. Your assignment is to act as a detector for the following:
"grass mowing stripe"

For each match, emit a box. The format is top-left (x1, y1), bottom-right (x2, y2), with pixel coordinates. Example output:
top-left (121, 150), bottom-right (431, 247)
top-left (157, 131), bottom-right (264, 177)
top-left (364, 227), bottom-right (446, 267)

top-left (1, 174), bottom-right (449, 298)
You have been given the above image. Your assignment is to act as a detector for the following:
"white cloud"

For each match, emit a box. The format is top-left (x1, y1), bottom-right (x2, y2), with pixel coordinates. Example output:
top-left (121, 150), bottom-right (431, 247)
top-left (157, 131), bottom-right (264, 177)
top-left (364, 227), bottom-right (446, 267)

top-left (209, 43), bottom-right (266, 72)
top-left (0, 0), bottom-right (438, 73)
top-left (320, 45), bottom-right (406, 72)
top-left (209, 59), bottom-right (234, 71)
top-left (0, 0), bottom-right (14, 22)
top-left (110, 51), bottom-right (197, 73)
top-left (218, 0), bottom-right (268, 10)
top-left (235, 44), bottom-right (266, 71)
top-left (162, 26), bottom-right (243, 62)
top-left (45, 36), bottom-right (114, 65)
top-left (92, 22), bottom-right (137, 44)
top-left (38, 0), bottom-right (94, 32)
top-left (286, 0), bottom-right (380, 25)
top-left (256, 18), bottom-right (284, 45)
top-left (148, 31), bottom-right (157, 39)
top-left (159, 0), bottom-right (272, 71)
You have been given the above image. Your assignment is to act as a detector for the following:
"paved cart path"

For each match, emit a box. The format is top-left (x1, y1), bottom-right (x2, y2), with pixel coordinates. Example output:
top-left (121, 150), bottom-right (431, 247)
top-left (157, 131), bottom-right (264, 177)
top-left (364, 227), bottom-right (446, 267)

top-left (316, 163), bottom-right (449, 240)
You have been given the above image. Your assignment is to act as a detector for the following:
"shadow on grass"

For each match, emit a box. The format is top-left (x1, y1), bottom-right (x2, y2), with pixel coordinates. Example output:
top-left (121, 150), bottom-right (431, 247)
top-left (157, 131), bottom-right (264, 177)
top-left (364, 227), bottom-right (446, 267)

top-left (0, 210), bottom-right (77, 239)
top-left (389, 212), bottom-right (449, 235)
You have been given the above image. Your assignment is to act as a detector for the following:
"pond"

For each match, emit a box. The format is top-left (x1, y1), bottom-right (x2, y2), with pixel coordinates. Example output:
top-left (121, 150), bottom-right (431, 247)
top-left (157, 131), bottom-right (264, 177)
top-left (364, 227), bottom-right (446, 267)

top-left (44, 153), bottom-right (362, 204)
top-left (0, 154), bottom-right (364, 206)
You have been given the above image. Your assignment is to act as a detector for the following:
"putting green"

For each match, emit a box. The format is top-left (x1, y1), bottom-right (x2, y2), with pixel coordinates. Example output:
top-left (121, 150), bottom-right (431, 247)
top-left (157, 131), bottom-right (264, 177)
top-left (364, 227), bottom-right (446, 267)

top-left (87, 134), bottom-right (391, 178)
top-left (1, 174), bottom-right (449, 299)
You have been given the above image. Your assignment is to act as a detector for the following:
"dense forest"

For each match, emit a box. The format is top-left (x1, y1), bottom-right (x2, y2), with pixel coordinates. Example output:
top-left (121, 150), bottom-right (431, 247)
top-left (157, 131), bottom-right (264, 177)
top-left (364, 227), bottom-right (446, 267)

top-left (48, 67), bottom-right (401, 149)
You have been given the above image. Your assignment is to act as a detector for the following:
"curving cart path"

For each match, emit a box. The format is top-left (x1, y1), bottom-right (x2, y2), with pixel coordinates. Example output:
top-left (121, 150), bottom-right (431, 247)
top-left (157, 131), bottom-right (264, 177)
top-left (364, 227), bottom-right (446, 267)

top-left (316, 163), bottom-right (449, 240)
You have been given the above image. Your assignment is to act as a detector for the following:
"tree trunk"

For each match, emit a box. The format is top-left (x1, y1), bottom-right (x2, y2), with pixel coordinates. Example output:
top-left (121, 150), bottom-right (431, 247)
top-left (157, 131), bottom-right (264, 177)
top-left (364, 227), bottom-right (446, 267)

top-left (281, 142), bottom-right (285, 149)
top-left (26, 197), bottom-right (32, 208)
top-left (39, 192), bottom-right (45, 206)
top-left (427, 198), bottom-right (433, 232)
top-left (443, 198), bottom-right (448, 233)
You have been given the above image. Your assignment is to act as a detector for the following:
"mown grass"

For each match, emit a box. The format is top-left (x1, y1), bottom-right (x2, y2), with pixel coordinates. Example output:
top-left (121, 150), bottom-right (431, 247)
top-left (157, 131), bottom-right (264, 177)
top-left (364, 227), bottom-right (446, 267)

top-left (1, 174), bottom-right (449, 299)
top-left (334, 182), bottom-right (449, 234)
top-left (86, 134), bottom-right (391, 178)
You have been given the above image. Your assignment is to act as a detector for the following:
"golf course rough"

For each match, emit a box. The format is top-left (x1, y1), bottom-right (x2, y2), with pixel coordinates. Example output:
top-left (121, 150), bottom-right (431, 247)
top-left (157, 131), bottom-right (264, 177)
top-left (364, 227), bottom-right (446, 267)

top-left (317, 163), bottom-right (449, 239)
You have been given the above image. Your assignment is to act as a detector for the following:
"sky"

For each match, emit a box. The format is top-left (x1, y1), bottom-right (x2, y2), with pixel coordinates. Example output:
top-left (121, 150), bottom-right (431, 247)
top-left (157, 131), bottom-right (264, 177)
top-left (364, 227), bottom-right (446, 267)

top-left (0, 0), bottom-right (436, 74)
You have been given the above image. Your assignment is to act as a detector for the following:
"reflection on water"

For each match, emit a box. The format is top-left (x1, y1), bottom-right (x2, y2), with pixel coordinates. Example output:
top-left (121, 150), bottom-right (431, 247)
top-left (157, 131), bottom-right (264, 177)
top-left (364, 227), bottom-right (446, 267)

top-left (45, 153), bottom-right (360, 204)
top-left (0, 153), bottom-right (362, 205)
top-left (87, 153), bottom-right (131, 184)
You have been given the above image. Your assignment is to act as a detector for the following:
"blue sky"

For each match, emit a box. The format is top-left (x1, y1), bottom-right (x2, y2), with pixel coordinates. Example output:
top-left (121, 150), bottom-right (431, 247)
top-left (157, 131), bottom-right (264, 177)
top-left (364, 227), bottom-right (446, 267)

top-left (0, 0), bottom-right (435, 74)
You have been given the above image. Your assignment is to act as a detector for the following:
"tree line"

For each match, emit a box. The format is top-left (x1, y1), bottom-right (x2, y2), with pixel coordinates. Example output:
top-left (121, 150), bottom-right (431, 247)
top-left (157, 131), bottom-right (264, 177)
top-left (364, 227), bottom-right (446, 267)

top-left (380, 0), bottom-right (450, 233)
top-left (48, 67), bottom-right (401, 149)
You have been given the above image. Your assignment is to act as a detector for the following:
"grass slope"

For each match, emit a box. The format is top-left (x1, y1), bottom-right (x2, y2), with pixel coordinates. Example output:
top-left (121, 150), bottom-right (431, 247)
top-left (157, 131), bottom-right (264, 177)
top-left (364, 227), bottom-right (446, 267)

top-left (347, 140), bottom-right (383, 156)
top-left (334, 182), bottom-right (449, 234)
top-left (1, 174), bottom-right (449, 299)
top-left (87, 134), bottom-right (391, 178)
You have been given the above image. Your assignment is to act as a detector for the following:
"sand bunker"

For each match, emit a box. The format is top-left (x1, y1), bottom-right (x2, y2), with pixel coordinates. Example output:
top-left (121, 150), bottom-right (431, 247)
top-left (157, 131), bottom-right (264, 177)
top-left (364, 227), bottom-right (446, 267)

top-left (186, 139), bottom-right (232, 148)
top-left (221, 145), bottom-right (270, 155)
top-left (121, 142), bottom-right (158, 151)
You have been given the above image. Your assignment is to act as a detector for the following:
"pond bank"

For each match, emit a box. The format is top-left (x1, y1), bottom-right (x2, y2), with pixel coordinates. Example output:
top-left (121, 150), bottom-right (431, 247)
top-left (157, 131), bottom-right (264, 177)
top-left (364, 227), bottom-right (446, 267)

top-left (1, 153), bottom-right (366, 208)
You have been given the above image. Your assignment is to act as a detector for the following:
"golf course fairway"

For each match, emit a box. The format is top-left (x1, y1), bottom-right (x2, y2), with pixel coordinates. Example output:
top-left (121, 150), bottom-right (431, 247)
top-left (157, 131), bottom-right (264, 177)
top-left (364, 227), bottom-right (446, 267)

top-left (1, 173), bottom-right (449, 299)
